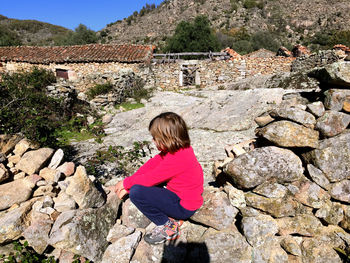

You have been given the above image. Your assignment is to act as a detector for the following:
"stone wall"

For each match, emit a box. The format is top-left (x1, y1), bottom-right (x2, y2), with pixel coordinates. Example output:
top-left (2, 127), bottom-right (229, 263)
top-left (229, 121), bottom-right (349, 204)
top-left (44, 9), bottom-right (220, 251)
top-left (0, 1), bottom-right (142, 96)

top-left (1, 56), bottom-right (294, 92)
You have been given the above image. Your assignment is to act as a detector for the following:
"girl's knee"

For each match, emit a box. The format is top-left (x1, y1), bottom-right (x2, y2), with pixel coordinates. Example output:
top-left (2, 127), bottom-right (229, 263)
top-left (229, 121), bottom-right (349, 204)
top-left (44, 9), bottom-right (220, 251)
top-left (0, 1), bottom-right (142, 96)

top-left (129, 184), bottom-right (145, 202)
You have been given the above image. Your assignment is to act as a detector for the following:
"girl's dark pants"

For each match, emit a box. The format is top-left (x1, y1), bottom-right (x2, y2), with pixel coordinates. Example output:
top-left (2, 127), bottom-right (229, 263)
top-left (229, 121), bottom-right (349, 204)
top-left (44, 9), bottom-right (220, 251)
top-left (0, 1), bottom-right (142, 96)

top-left (129, 184), bottom-right (196, 226)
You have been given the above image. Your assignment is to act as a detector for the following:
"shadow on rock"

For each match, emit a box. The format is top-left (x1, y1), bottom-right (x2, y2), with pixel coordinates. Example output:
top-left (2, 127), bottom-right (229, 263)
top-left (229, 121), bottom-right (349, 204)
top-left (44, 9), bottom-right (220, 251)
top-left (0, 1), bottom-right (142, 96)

top-left (161, 241), bottom-right (210, 263)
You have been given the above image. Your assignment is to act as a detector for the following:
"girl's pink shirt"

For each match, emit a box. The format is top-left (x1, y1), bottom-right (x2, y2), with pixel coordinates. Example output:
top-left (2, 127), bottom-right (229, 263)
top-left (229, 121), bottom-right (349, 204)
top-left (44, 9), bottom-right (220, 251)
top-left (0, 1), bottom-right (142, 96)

top-left (123, 146), bottom-right (204, 211)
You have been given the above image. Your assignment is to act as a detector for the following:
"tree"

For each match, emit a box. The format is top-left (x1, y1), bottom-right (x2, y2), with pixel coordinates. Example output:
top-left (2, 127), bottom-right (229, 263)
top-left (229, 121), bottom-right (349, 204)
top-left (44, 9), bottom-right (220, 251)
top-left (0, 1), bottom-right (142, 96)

top-left (54, 24), bottom-right (98, 46)
top-left (0, 25), bottom-right (22, 46)
top-left (164, 15), bottom-right (220, 53)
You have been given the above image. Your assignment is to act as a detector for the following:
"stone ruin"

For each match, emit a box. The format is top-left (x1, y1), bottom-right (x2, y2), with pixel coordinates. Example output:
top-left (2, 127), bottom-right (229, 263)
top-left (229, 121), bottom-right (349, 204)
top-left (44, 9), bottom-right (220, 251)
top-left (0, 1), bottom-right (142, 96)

top-left (0, 51), bottom-right (350, 263)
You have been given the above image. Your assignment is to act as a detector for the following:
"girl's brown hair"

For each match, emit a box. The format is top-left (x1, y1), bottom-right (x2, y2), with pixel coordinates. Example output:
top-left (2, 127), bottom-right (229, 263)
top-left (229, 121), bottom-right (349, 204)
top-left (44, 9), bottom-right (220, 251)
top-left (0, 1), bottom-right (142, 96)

top-left (149, 112), bottom-right (190, 154)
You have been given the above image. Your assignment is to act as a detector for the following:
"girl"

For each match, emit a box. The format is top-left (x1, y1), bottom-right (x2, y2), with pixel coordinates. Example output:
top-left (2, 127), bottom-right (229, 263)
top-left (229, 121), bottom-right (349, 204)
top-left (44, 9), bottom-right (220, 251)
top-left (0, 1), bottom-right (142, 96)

top-left (114, 112), bottom-right (204, 245)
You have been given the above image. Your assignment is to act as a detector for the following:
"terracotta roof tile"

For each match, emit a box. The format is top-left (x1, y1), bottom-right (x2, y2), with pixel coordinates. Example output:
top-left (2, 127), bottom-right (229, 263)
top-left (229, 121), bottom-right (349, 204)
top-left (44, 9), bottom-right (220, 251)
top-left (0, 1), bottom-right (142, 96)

top-left (0, 44), bottom-right (154, 64)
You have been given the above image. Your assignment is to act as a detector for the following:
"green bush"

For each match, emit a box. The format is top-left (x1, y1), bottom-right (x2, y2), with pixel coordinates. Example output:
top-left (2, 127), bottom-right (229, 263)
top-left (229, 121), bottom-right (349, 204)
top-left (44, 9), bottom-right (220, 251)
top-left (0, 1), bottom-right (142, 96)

top-left (0, 68), bottom-right (97, 148)
top-left (86, 83), bottom-right (114, 100)
top-left (164, 15), bottom-right (220, 53)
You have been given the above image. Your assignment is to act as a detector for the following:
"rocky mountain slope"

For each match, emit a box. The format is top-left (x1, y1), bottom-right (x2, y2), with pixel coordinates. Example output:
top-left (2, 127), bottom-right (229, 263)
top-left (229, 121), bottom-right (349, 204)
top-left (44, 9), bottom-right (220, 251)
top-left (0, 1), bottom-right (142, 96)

top-left (102, 0), bottom-right (350, 49)
top-left (0, 15), bottom-right (71, 46)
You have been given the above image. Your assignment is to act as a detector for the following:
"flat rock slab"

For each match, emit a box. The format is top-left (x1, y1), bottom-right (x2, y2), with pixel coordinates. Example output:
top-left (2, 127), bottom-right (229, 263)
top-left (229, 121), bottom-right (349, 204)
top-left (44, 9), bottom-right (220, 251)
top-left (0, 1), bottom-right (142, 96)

top-left (310, 61), bottom-right (350, 87)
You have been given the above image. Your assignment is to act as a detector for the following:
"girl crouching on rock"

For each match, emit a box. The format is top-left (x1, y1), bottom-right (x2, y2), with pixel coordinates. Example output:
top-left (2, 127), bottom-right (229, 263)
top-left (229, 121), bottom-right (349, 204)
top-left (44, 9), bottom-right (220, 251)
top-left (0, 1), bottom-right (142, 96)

top-left (114, 112), bottom-right (203, 245)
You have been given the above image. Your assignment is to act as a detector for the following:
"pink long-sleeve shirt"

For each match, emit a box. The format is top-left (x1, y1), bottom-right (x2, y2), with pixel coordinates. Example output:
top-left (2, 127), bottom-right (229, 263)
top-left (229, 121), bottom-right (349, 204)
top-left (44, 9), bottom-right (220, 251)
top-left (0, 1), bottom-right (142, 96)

top-left (123, 146), bottom-right (203, 211)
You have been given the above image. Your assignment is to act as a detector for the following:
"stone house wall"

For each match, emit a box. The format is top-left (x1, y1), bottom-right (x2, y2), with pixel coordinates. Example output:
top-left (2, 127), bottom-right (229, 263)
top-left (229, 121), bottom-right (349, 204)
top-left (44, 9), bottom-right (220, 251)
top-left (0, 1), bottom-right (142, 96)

top-left (1, 56), bottom-right (294, 92)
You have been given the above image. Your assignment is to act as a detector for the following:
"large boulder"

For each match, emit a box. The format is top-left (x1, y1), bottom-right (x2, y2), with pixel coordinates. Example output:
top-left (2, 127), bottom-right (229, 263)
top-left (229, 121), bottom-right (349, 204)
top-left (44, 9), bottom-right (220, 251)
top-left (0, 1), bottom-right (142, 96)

top-left (16, 148), bottom-right (54, 175)
top-left (122, 199), bottom-right (151, 229)
top-left (0, 134), bottom-right (24, 155)
top-left (309, 61), bottom-right (350, 87)
top-left (257, 121), bottom-right (319, 148)
top-left (303, 131), bottom-right (350, 182)
top-left (224, 146), bottom-right (304, 189)
top-left (48, 193), bottom-right (120, 262)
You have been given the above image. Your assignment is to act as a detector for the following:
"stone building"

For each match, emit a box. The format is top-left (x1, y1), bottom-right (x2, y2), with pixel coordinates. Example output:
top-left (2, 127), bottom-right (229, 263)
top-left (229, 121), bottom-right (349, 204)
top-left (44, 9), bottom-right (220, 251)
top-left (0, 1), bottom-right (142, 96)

top-left (0, 44), bottom-right (294, 91)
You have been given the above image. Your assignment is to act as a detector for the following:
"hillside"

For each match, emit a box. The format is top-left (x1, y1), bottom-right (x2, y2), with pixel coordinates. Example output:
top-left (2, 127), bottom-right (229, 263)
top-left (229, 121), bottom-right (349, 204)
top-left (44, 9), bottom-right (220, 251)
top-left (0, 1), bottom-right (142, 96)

top-left (0, 15), bottom-right (71, 46)
top-left (100, 0), bottom-right (350, 52)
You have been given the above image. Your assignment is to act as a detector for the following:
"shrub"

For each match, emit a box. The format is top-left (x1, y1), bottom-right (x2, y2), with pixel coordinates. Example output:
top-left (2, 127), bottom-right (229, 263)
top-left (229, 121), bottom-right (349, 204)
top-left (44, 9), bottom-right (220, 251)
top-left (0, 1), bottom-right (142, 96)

top-left (0, 68), bottom-right (96, 148)
top-left (53, 24), bottom-right (98, 46)
top-left (0, 25), bottom-right (22, 46)
top-left (86, 83), bottom-right (114, 100)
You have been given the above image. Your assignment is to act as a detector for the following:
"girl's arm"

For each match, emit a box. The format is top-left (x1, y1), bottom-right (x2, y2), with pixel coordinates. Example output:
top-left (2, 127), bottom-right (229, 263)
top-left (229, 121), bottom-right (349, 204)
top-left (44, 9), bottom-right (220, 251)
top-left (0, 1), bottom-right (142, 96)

top-left (123, 156), bottom-right (179, 190)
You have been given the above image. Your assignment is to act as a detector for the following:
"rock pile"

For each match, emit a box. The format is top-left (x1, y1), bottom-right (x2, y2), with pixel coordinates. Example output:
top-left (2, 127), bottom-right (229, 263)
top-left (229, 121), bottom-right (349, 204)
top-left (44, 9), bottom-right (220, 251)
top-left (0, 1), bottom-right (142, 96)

top-left (1, 59), bottom-right (350, 263)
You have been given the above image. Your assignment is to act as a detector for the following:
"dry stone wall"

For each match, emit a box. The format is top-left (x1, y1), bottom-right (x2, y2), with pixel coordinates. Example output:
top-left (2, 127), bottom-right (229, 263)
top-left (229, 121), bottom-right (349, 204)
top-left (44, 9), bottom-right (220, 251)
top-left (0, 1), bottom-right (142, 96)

top-left (1, 56), bottom-right (293, 93)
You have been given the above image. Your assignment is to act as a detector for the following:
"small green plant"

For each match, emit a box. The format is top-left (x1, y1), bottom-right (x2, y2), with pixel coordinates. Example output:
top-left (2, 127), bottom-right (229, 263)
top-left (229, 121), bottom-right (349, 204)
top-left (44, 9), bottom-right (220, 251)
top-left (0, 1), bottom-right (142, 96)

top-left (86, 83), bottom-right (114, 100)
top-left (117, 102), bottom-right (145, 111)
top-left (0, 241), bottom-right (56, 263)
top-left (85, 141), bottom-right (151, 180)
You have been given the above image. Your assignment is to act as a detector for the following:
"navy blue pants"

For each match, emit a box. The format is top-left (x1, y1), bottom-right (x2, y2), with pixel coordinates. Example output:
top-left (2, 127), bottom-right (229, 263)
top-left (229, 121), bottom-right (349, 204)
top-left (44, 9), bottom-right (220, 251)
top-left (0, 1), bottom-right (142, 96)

top-left (129, 184), bottom-right (196, 226)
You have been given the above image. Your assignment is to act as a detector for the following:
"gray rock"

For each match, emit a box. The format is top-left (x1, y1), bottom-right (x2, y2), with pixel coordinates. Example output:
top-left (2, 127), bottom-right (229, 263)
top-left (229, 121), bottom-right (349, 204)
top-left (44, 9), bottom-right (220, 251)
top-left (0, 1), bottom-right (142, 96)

top-left (106, 221), bottom-right (135, 243)
top-left (324, 89), bottom-right (350, 111)
top-left (65, 165), bottom-right (105, 209)
top-left (306, 164), bottom-right (331, 190)
top-left (253, 182), bottom-right (288, 199)
top-left (303, 131), bottom-right (350, 182)
top-left (276, 215), bottom-right (323, 236)
top-left (341, 205), bottom-right (350, 231)
top-left (329, 180), bottom-right (350, 203)
top-left (251, 238), bottom-right (289, 263)
top-left (315, 201), bottom-right (344, 225)
top-left (292, 180), bottom-right (330, 209)
top-left (191, 187), bottom-right (238, 230)
top-left (121, 199), bottom-right (151, 229)
top-left (301, 237), bottom-right (342, 263)
top-left (49, 193), bottom-right (120, 262)
top-left (257, 120), bottom-right (319, 148)
top-left (223, 183), bottom-right (246, 208)
top-left (0, 174), bottom-right (41, 210)
top-left (315, 110), bottom-right (350, 137)
top-left (291, 50), bottom-right (340, 72)
top-left (245, 192), bottom-right (299, 218)
top-left (16, 148), bottom-right (54, 175)
top-left (310, 61), bottom-right (350, 87)
top-left (200, 227), bottom-right (252, 263)
top-left (53, 192), bottom-right (77, 212)
top-left (307, 101), bottom-right (325, 117)
top-left (0, 199), bottom-right (34, 244)
top-left (102, 231), bottom-right (142, 263)
top-left (224, 146), bottom-right (303, 189)
top-left (281, 236), bottom-right (302, 257)
top-left (241, 214), bottom-right (278, 247)
top-left (270, 107), bottom-right (316, 128)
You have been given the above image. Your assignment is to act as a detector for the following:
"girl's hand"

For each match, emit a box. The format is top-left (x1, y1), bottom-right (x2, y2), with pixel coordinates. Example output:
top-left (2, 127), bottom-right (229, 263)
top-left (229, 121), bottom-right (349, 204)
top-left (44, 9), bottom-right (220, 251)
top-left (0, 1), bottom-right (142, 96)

top-left (115, 180), bottom-right (128, 200)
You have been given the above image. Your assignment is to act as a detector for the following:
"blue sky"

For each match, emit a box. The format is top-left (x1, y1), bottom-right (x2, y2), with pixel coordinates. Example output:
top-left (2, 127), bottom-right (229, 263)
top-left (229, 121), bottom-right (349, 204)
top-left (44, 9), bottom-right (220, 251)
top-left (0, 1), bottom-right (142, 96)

top-left (1, 0), bottom-right (165, 31)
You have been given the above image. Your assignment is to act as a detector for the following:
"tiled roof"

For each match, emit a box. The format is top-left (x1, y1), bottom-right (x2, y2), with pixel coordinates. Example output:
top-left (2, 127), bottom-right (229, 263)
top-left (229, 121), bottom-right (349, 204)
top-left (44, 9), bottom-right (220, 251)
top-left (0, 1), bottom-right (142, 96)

top-left (0, 44), bottom-right (154, 64)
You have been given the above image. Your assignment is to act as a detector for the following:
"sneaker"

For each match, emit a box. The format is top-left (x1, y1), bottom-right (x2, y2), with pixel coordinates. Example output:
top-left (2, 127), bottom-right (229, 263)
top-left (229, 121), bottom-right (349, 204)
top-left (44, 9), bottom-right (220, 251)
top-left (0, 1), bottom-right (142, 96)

top-left (169, 217), bottom-right (184, 227)
top-left (144, 220), bottom-right (180, 245)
